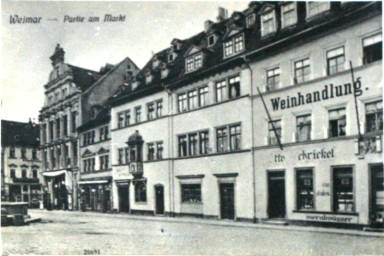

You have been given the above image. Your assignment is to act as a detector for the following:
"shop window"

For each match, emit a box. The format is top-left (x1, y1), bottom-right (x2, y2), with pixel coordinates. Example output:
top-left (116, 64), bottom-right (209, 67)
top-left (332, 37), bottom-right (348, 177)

top-left (156, 100), bottom-right (163, 118)
top-left (22, 169), bottom-right (27, 178)
top-left (229, 124), bottom-right (241, 150)
top-left (178, 94), bottom-right (187, 113)
top-left (366, 101), bottom-right (383, 133)
top-left (181, 184), bottom-right (202, 203)
top-left (327, 47), bottom-right (345, 75)
top-left (134, 182), bottom-right (147, 202)
top-left (228, 75), bottom-right (240, 99)
top-left (223, 34), bottom-right (244, 58)
top-left (294, 58), bottom-right (310, 84)
top-left (32, 170), bottom-right (38, 178)
top-left (216, 80), bottom-right (227, 102)
top-left (363, 33), bottom-right (382, 64)
top-left (307, 2), bottom-right (330, 18)
top-left (296, 169), bottom-right (314, 210)
top-left (199, 86), bottom-right (209, 107)
top-left (178, 135), bottom-right (188, 157)
top-left (329, 108), bottom-right (346, 138)
top-left (10, 169), bottom-right (16, 178)
top-left (296, 114), bottom-right (311, 142)
top-left (21, 148), bottom-right (27, 159)
top-left (199, 131), bottom-right (209, 155)
top-left (216, 127), bottom-right (228, 153)
top-left (268, 120), bottom-right (282, 145)
top-left (261, 11), bottom-right (276, 36)
top-left (9, 148), bottom-right (16, 158)
top-left (186, 53), bottom-right (203, 73)
top-left (246, 14), bottom-right (256, 28)
top-left (266, 67), bottom-right (280, 91)
top-left (333, 167), bottom-right (354, 212)
top-left (281, 3), bottom-right (297, 28)
top-left (147, 143), bottom-right (155, 161)
top-left (188, 90), bottom-right (198, 110)
top-left (188, 133), bottom-right (198, 156)
top-left (156, 142), bottom-right (163, 160)
top-left (135, 107), bottom-right (141, 123)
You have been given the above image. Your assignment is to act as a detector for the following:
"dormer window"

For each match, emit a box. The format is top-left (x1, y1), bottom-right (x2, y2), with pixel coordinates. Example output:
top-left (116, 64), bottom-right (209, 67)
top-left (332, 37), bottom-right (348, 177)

top-left (186, 53), bottom-right (203, 73)
top-left (208, 35), bottom-right (215, 47)
top-left (281, 3), bottom-right (297, 28)
top-left (168, 54), bottom-right (174, 62)
top-left (261, 11), bottom-right (276, 36)
top-left (224, 34), bottom-right (244, 58)
top-left (145, 73), bottom-right (152, 84)
top-left (246, 14), bottom-right (256, 28)
top-left (152, 58), bottom-right (159, 69)
top-left (161, 68), bottom-right (169, 79)
top-left (306, 2), bottom-right (330, 18)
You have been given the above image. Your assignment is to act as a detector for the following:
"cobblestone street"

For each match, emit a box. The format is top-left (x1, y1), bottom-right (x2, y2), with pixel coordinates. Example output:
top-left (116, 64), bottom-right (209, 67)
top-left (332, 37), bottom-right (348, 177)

top-left (2, 210), bottom-right (384, 255)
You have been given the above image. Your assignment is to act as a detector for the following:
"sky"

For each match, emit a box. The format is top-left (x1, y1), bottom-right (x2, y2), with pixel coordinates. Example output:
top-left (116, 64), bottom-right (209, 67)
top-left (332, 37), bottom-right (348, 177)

top-left (1, 1), bottom-right (250, 123)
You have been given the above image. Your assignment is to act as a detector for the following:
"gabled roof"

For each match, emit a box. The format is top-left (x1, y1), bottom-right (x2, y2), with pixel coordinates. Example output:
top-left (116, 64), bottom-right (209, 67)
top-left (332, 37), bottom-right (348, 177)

top-left (1, 120), bottom-right (40, 148)
top-left (68, 65), bottom-right (100, 92)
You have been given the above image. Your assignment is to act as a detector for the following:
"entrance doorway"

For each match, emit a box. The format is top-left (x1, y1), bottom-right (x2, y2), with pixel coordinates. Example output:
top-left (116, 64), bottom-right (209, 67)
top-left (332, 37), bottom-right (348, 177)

top-left (155, 185), bottom-right (164, 215)
top-left (370, 163), bottom-right (384, 225)
top-left (268, 171), bottom-right (286, 219)
top-left (220, 183), bottom-right (235, 220)
top-left (118, 185), bottom-right (129, 213)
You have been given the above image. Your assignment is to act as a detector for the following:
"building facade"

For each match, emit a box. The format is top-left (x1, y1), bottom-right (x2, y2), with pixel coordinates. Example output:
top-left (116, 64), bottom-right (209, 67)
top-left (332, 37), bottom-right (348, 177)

top-left (1, 120), bottom-right (43, 207)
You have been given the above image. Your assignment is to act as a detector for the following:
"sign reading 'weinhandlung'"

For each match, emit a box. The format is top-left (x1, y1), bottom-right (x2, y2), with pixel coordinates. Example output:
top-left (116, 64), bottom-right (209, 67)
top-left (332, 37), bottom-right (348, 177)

top-left (270, 78), bottom-right (362, 111)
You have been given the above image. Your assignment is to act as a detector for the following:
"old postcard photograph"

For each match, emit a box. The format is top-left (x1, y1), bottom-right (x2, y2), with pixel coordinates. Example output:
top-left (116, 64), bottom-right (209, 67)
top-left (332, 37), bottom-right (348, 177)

top-left (1, 1), bottom-right (383, 255)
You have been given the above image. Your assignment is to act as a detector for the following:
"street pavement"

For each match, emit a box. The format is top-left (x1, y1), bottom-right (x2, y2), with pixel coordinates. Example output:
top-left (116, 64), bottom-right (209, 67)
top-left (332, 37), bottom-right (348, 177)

top-left (1, 209), bottom-right (384, 255)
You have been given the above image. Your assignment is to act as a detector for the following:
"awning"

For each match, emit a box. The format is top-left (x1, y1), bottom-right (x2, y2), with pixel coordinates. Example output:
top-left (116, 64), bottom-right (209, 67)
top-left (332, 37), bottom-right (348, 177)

top-left (42, 170), bottom-right (66, 177)
top-left (78, 180), bottom-right (109, 185)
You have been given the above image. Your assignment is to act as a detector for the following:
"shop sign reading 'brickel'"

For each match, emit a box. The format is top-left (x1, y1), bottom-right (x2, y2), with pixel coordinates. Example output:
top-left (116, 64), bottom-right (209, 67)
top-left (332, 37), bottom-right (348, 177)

top-left (274, 148), bottom-right (335, 162)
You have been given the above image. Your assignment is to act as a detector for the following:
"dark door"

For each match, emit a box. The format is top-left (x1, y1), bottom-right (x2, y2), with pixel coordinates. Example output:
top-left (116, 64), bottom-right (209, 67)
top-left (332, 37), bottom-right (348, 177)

top-left (155, 186), bottom-right (164, 215)
top-left (268, 171), bottom-right (286, 218)
top-left (220, 183), bottom-right (235, 220)
top-left (118, 185), bottom-right (129, 213)
top-left (104, 190), bottom-right (111, 213)
top-left (370, 164), bottom-right (384, 225)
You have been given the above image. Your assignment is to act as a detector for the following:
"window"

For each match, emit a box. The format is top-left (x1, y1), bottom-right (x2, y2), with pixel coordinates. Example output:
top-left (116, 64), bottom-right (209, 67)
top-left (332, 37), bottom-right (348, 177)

top-left (83, 159), bottom-right (88, 172)
top-left (366, 101), bottom-right (383, 133)
top-left (181, 184), bottom-right (202, 203)
top-left (147, 143), bottom-right (155, 161)
top-left (21, 148), bottom-right (26, 159)
top-left (199, 86), bottom-right (209, 107)
top-left (117, 112), bottom-right (124, 128)
top-left (135, 182), bottom-right (147, 202)
top-left (147, 103), bottom-right (155, 120)
top-left (124, 110), bottom-right (131, 126)
top-left (156, 100), bottom-right (163, 118)
top-left (229, 125), bottom-right (241, 150)
top-left (56, 118), bottom-right (61, 138)
top-left (9, 148), bottom-right (15, 158)
top-left (188, 133), bottom-right (198, 156)
top-left (168, 54), bottom-right (174, 62)
top-left (296, 114), bottom-right (311, 142)
top-left (333, 167), bottom-right (354, 212)
top-left (216, 80), bottom-right (227, 102)
top-left (266, 67), bottom-right (280, 91)
top-left (22, 170), bottom-right (27, 178)
top-left (307, 2), bottom-right (330, 18)
top-left (99, 155), bottom-right (109, 170)
top-left (282, 3), bottom-right (297, 28)
top-left (296, 169), bottom-right (314, 210)
top-left (125, 147), bottom-right (130, 164)
top-left (294, 58), bottom-right (310, 84)
top-left (268, 119), bottom-right (282, 145)
top-left (224, 34), bottom-right (244, 58)
top-left (327, 47), bottom-right (345, 75)
top-left (199, 131), bottom-right (209, 155)
top-left (135, 107), bottom-right (141, 123)
top-left (208, 35), bottom-right (215, 46)
top-left (363, 33), bottom-right (382, 64)
top-left (156, 142), bottom-right (163, 160)
top-left (186, 53), bottom-right (203, 73)
top-left (246, 14), bottom-right (256, 28)
top-left (63, 115), bottom-right (68, 136)
top-left (42, 124), bottom-right (47, 143)
top-left (49, 121), bottom-right (54, 140)
top-left (178, 94), bottom-right (187, 112)
top-left (118, 148), bottom-right (125, 164)
top-left (228, 75), bottom-right (240, 98)
top-left (99, 126), bottom-right (109, 141)
top-left (329, 108), bottom-right (346, 138)
top-left (32, 149), bottom-right (37, 159)
top-left (188, 90), bottom-right (198, 110)
top-left (261, 11), bottom-right (276, 36)
top-left (216, 127), bottom-right (228, 152)
top-left (71, 111), bottom-right (77, 132)
top-left (10, 169), bottom-right (16, 178)
top-left (23, 185), bottom-right (28, 192)
top-left (178, 135), bottom-right (187, 157)
top-left (32, 170), bottom-right (38, 178)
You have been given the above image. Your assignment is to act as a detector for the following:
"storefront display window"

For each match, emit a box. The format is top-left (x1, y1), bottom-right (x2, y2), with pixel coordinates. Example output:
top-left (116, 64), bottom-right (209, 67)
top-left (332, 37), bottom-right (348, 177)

top-left (181, 184), bottom-right (202, 203)
top-left (134, 181), bottom-right (147, 202)
top-left (296, 169), bottom-right (314, 210)
top-left (333, 167), bottom-right (354, 212)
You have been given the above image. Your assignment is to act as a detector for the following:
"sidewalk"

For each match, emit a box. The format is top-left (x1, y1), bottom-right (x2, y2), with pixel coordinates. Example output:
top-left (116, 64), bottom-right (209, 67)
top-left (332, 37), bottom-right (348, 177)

top-left (28, 209), bottom-right (384, 238)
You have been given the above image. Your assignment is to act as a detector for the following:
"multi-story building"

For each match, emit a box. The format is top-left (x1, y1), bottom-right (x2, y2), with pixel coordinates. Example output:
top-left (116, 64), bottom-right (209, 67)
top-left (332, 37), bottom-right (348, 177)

top-left (39, 44), bottom-right (138, 210)
top-left (1, 120), bottom-right (42, 207)
top-left (107, 1), bottom-right (382, 228)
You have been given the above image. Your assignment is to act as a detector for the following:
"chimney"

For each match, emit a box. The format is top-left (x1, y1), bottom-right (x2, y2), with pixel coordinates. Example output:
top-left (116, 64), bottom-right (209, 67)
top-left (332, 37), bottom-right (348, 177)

top-left (216, 7), bottom-right (228, 22)
top-left (204, 20), bottom-right (214, 32)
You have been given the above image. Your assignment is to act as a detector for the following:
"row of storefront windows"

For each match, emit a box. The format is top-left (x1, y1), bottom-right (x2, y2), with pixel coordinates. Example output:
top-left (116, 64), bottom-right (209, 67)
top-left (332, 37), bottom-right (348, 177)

top-left (268, 100), bottom-right (383, 145)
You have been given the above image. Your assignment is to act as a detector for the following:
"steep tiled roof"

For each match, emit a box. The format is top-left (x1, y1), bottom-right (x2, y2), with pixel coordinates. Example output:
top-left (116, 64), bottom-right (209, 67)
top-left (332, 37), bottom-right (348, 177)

top-left (68, 65), bottom-right (100, 92)
top-left (1, 120), bottom-right (40, 148)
